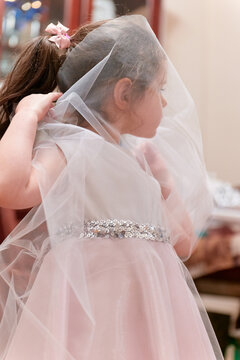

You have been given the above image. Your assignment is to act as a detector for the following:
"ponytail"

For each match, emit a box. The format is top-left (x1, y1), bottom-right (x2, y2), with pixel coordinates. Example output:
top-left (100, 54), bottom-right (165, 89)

top-left (0, 36), bottom-right (66, 138)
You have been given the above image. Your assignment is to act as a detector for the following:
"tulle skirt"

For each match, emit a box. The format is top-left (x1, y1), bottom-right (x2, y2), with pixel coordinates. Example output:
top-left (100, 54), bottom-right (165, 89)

top-left (4, 236), bottom-right (222, 360)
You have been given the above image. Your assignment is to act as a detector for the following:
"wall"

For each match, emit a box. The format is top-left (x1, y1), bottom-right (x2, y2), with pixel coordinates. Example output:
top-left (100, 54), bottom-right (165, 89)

top-left (163, 0), bottom-right (240, 185)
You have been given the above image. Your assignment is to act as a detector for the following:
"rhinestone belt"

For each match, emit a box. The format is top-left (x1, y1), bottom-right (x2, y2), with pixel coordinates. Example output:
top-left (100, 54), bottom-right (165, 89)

top-left (57, 219), bottom-right (170, 243)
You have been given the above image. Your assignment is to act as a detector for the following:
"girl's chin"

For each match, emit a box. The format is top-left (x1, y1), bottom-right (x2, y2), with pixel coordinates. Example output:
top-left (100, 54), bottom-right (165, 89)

top-left (136, 128), bottom-right (158, 139)
top-left (144, 130), bottom-right (158, 139)
top-left (125, 121), bottom-right (160, 138)
top-left (144, 122), bottom-right (161, 138)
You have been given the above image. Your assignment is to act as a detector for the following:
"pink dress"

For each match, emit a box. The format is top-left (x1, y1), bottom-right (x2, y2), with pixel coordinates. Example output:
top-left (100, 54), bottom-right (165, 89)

top-left (0, 130), bottom-right (223, 360)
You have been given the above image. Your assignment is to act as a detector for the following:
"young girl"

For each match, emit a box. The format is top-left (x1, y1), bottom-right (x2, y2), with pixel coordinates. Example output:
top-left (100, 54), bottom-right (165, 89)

top-left (0, 15), bottom-right (223, 360)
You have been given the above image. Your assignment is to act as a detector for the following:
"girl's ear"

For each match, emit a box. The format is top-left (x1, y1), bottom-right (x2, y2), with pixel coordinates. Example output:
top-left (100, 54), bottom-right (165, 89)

top-left (113, 78), bottom-right (132, 110)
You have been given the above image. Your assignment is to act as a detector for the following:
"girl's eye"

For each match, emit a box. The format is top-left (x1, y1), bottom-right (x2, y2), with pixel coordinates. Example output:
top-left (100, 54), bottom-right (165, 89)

top-left (157, 88), bottom-right (165, 94)
top-left (159, 82), bottom-right (167, 93)
top-left (158, 85), bottom-right (166, 93)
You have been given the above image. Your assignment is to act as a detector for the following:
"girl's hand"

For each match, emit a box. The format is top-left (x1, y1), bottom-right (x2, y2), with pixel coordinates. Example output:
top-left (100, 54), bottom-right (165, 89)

top-left (137, 142), bottom-right (174, 198)
top-left (15, 92), bottom-right (62, 123)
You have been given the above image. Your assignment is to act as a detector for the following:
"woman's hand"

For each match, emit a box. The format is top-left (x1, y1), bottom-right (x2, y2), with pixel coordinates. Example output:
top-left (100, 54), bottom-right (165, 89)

top-left (15, 92), bottom-right (62, 123)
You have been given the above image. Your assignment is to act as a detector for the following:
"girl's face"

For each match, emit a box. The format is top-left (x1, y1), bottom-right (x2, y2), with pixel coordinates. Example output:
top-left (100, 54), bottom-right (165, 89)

top-left (124, 67), bottom-right (167, 138)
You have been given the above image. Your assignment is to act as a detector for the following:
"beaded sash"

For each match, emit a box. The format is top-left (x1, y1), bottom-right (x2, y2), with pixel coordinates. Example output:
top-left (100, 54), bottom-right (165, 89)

top-left (58, 219), bottom-right (170, 243)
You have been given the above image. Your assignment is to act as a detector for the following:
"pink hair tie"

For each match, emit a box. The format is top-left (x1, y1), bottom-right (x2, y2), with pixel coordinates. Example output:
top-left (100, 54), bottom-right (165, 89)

top-left (45, 21), bottom-right (70, 49)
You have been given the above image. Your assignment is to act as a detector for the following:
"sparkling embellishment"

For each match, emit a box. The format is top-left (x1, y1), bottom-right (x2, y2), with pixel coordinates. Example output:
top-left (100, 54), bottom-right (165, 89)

top-left (57, 219), bottom-right (170, 243)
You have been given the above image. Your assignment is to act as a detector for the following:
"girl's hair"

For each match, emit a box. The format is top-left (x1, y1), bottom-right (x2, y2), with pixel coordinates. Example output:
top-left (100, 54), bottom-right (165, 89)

top-left (57, 19), bottom-right (164, 119)
top-left (0, 17), bottom-right (164, 137)
top-left (0, 20), bottom-right (107, 138)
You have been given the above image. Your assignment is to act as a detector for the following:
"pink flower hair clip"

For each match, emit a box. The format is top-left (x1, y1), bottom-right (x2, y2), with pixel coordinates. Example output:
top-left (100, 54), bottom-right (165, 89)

top-left (45, 21), bottom-right (70, 49)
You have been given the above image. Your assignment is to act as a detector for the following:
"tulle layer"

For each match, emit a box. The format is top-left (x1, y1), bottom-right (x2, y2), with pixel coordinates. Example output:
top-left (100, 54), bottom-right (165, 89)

top-left (3, 236), bottom-right (221, 360)
top-left (0, 15), bottom-right (221, 359)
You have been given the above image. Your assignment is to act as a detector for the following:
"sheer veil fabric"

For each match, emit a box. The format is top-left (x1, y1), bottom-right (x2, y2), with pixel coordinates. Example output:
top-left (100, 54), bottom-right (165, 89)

top-left (0, 15), bottom-right (223, 360)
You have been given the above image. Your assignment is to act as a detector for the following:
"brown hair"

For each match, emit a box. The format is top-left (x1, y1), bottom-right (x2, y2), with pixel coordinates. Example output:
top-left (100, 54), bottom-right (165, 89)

top-left (0, 20), bottom-right (107, 138)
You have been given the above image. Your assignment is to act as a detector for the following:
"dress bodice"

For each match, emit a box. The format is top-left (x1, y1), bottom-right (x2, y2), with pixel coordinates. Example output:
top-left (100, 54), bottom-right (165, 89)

top-left (83, 140), bottom-right (162, 226)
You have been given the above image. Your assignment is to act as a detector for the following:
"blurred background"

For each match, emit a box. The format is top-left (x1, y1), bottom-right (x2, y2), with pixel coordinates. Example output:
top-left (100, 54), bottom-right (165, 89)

top-left (0, 0), bottom-right (240, 358)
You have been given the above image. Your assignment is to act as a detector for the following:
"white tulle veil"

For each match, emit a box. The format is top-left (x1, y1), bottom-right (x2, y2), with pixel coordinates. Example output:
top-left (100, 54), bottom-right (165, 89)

top-left (0, 15), bottom-right (223, 360)
top-left (53, 14), bottom-right (212, 248)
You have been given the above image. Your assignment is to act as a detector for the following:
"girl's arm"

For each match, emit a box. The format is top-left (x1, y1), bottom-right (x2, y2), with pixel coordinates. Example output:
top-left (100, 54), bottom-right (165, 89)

top-left (139, 142), bottom-right (195, 259)
top-left (0, 92), bottom-right (62, 209)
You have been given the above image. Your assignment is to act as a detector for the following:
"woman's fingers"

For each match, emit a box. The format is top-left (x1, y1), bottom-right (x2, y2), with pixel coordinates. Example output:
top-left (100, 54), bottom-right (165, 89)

top-left (47, 92), bottom-right (62, 102)
top-left (15, 92), bottom-right (63, 123)
top-left (41, 92), bottom-right (62, 113)
top-left (42, 92), bottom-right (62, 109)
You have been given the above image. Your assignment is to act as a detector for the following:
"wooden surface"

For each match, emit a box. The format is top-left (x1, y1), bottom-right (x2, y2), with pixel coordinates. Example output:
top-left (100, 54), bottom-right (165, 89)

top-left (186, 227), bottom-right (240, 278)
top-left (186, 226), bottom-right (240, 297)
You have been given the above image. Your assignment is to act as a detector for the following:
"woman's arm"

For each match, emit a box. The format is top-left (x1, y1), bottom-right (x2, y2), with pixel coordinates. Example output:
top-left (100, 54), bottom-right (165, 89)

top-left (0, 92), bottom-right (62, 209)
